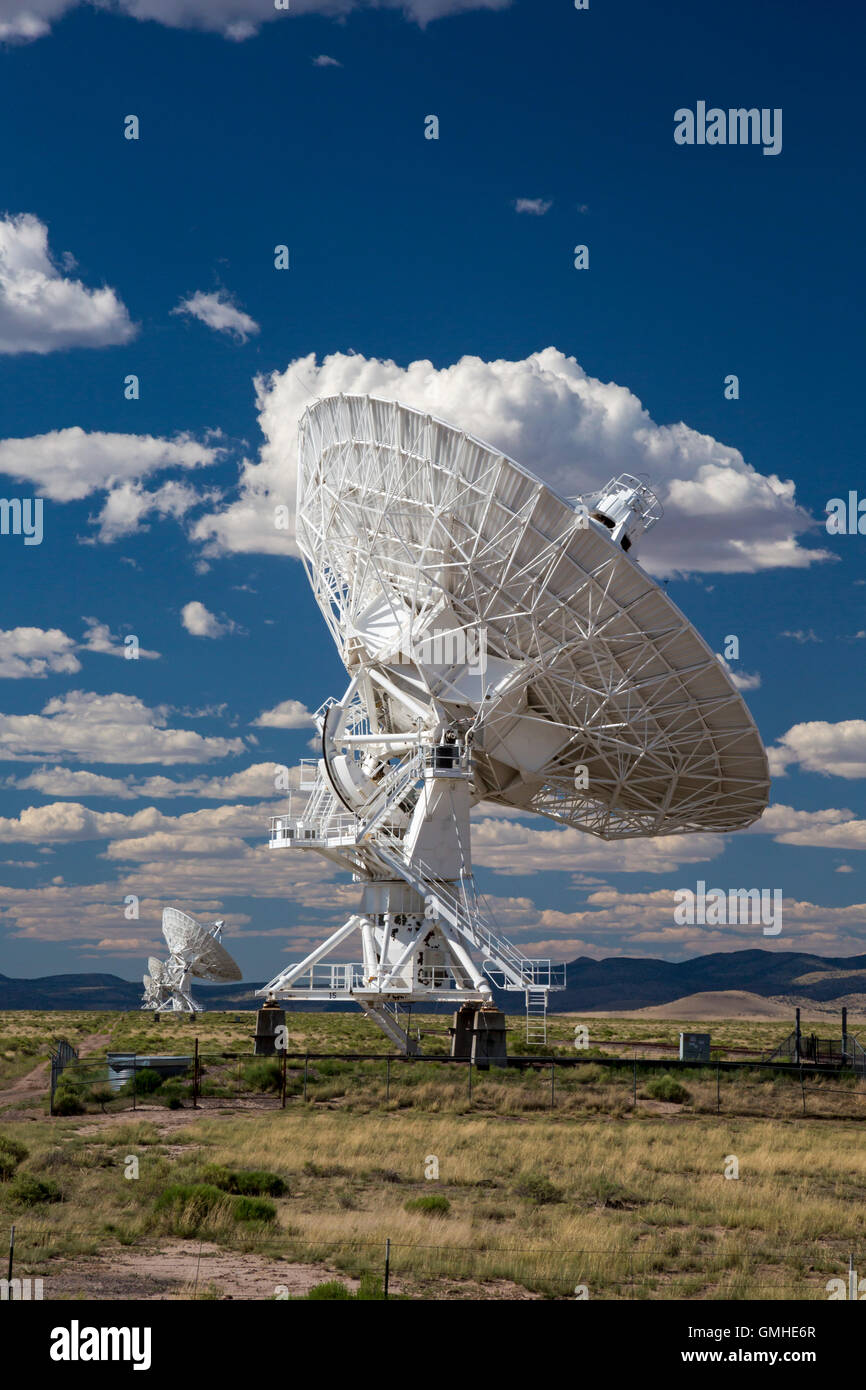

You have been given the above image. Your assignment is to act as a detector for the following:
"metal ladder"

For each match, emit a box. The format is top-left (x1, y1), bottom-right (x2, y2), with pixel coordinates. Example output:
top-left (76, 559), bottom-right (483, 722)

top-left (525, 988), bottom-right (549, 1046)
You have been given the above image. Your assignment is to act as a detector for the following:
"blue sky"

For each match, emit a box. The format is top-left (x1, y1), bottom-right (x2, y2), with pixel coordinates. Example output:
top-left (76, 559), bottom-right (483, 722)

top-left (0, 0), bottom-right (864, 983)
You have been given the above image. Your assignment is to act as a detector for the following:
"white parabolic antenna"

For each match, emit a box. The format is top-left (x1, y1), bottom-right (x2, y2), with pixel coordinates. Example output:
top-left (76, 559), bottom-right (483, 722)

top-left (141, 909), bottom-right (242, 1013)
top-left (258, 395), bottom-right (770, 1051)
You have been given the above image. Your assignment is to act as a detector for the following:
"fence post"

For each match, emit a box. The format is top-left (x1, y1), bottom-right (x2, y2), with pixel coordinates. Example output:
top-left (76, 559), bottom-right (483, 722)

top-left (280, 1052), bottom-right (287, 1109)
top-left (192, 1039), bottom-right (199, 1109)
top-left (550, 1062), bottom-right (555, 1109)
top-left (384, 1238), bottom-right (391, 1300)
top-left (849, 1253), bottom-right (857, 1303)
top-left (132, 1054), bottom-right (137, 1112)
top-left (800, 1065), bottom-right (806, 1116)
top-left (49, 1057), bottom-right (56, 1117)
top-left (303, 1051), bottom-right (309, 1102)
top-left (7, 1224), bottom-right (14, 1284)
top-left (633, 1055), bottom-right (637, 1107)
top-left (467, 1060), bottom-right (472, 1105)
top-left (716, 1062), bottom-right (721, 1113)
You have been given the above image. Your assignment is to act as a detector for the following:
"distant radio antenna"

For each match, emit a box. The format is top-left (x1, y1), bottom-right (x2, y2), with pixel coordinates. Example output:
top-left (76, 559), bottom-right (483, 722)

top-left (141, 908), bottom-right (241, 1014)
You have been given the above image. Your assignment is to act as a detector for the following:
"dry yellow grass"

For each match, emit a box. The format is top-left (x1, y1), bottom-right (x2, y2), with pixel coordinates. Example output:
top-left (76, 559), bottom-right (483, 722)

top-left (4, 1103), bottom-right (865, 1299)
top-left (3, 1007), bottom-right (866, 1299)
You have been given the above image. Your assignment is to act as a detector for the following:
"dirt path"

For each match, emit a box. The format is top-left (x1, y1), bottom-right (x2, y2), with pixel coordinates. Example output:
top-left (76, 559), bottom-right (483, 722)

top-left (0, 1057), bottom-right (50, 1107)
top-left (44, 1240), bottom-right (369, 1301)
top-left (42, 1241), bottom-right (537, 1301)
top-left (0, 1032), bottom-right (111, 1110)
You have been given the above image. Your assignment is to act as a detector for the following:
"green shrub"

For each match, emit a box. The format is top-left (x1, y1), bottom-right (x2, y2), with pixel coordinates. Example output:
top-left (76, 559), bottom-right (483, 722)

top-left (514, 1172), bottom-right (563, 1205)
top-left (301, 1275), bottom-right (386, 1301)
top-left (153, 1183), bottom-right (229, 1233)
top-left (202, 1166), bottom-right (288, 1198)
top-left (89, 1083), bottom-right (114, 1113)
top-left (304, 1160), bottom-right (349, 1179)
top-left (356, 1273), bottom-right (386, 1300)
top-left (233, 1196), bottom-right (277, 1223)
top-left (127, 1067), bottom-right (164, 1095)
top-left (304, 1280), bottom-right (353, 1300)
top-left (157, 1079), bottom-right (190, 1108)
top-left (645, 1073), bottom-right (692, 1105)
top-left (10, 1174), bottom-right (62, 1206)
top-left (242, 1061), bottom-right (282, 1093)
top-left (404, 1193), bottom-right (450, 1216)
top-left (52, 1080), bottom-right (85, 1116)
top-left (475, 1204), bottom-right (509, 1222)
top-left (574, 1063), bottom-right (606, 1085)
top-left (0, 1136), bottom-right (28, 1180)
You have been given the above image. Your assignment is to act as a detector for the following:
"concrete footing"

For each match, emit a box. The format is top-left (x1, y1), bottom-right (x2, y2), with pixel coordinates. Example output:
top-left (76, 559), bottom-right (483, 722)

top-left (450, 1002), bottom-right (508, 1067)
top-left (254, 996), bottom-right (286, 1056)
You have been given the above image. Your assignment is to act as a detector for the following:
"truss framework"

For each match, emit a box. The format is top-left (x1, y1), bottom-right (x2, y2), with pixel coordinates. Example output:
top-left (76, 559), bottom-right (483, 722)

top-left (295, 395), bottom-right (770, 839)
top-left (258, 395), bottom-right (770, 1048)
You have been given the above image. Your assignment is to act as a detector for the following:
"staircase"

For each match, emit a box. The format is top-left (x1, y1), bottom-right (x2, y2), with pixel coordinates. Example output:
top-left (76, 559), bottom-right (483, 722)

top-left (356, 748), bottom-right (425, 842)
top-left (359, 1001), bottom-right (421, 1055)
top-left (369, 830), bottom-right (562, 994)
top-left (270, 758), bottom-right (566, 1004)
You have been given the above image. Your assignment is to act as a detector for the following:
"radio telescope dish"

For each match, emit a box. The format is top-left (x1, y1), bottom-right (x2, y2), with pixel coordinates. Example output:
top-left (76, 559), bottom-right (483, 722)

top-left (141, 909), bottom-right (241, 1013)
top-left (257, 394), bottom-right (770, 1050)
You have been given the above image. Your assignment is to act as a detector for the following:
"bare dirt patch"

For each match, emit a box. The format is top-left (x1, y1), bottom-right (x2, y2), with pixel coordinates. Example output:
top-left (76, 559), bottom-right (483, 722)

top-left (69, 1096), bottom-right (277, 1136)
top-left (45, 1240), bottom-right (380, 1301)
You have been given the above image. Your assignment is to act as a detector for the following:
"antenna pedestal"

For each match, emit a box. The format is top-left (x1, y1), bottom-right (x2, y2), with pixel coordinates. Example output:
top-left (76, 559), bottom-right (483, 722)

top-left (450, 1002), bottom-right (508, 1066)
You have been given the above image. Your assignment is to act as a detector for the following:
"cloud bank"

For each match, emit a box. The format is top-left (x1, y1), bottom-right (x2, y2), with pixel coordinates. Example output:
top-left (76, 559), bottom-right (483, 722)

top-left (0, 690), bottom-right (245, 764)
top-left (0, 0), bottom-right (510, 44)
top-left (193, 348), bottom-right (827, 577)
top-left (769, 722), bottom-right (866, 780)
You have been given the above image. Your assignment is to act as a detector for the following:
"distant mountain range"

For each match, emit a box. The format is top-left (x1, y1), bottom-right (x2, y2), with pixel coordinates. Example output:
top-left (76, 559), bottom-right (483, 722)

top-left (551, 950), bottom-right (866, 1011)
top-left (2, 949), bottom-right (865, 1012)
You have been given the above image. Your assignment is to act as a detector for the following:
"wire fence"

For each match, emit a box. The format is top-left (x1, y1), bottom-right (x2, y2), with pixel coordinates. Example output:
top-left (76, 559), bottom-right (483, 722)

top-left (41, 1047), bottom-right (866, 1123)
top-left (2, 1224), bottom-right (863, 1301)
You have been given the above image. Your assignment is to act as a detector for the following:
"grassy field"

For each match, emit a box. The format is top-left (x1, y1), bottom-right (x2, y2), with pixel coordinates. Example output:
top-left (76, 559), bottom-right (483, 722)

top-left (1, 1008), bottom-right (864, 1300)
top-left (0, 1005), bottom-right (813, 1091)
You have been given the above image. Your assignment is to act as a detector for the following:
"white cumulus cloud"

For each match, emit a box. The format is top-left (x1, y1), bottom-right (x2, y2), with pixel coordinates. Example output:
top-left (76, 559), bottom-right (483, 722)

top-left (0, 627), bottom-right (80, 679)
top-left (252, 699), bottom-right (315, 729)
top-left (80, 617), bottom-right (160, 660)
top-left (172, 289), bottom-right (259, 343)
top-left (180, 601), bottom-right (235, 639)
top-left (716, 654), bottom-right (761, 691)
top-left (5, 761), bottom-right (284, 801)
top-left (0, 690), bottom-right (245, 764)
top-left (192, 348), bottom-right (828, 577)
top-left (0, 426), bottom-right (220, 503)
top-left (769, 721), bottom-right (866, 780)
top-left (0, 213), bottom-right (135, 353)
top-left (93, 479), bottom-right (214, 542)
top-left (0, 620), bottom-right (161, 677)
